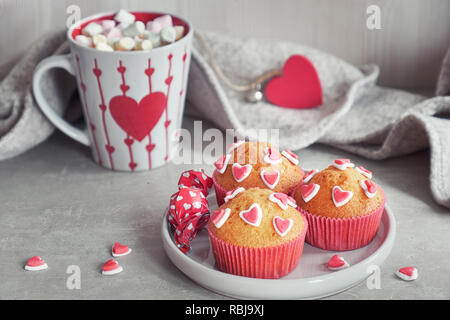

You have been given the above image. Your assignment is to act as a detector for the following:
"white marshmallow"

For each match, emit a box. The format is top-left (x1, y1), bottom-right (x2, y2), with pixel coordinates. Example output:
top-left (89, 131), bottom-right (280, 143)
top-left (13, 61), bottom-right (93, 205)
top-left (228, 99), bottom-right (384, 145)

top-left (92, 34), bottom-right (107, 46)
top-left (114, 9), bottom-right (135, 24)
top-left (160, 26), bottom-right (176, 43)
top-left (96, 42), bottom-right (114, 52)
top-left (118, 22), bottom-right (130, 30)
top-left (174, 26), bottom-right (185, 40)
top-left (135, 39), bottom-right (153, 51)
top-left (75, 35), bottom-right (92, 47)
top-left (154, 14), bottom-right (173, 29)
top-left (114, 37), bottom-right (135, 51)
top-left (146, 20), bottom-right (162, 34)
top-left (101, 20), bottom-right (116, 32)
top-left (82, 22), bottom-right (103, 37)
top-left (104, 27), bottom-right (122, 41)
top-left (122, 21), bottom-right (145, 37)
top-left (144, 31), bottom-right (161, 47)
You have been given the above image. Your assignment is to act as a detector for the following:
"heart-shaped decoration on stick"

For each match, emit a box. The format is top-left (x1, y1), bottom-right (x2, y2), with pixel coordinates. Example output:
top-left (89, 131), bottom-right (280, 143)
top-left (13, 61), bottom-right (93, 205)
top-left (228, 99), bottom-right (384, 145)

top-left (265, 55), bottom-right (322, 109)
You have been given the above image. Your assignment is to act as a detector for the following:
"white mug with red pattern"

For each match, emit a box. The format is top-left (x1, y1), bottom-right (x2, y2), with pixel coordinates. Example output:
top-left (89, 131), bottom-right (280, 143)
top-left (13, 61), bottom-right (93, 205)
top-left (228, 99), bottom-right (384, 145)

top-left (32, 12), bottom-right (192, 171)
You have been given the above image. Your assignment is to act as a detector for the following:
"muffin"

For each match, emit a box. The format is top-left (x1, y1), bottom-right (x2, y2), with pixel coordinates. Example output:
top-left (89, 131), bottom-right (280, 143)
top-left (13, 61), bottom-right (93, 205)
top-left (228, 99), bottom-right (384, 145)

top-left (208, 187), bottom-right (307, 279)
top-left (212, 141), bottom-right (303, 205)
top-left (293, 158), bottom-right (385, 251)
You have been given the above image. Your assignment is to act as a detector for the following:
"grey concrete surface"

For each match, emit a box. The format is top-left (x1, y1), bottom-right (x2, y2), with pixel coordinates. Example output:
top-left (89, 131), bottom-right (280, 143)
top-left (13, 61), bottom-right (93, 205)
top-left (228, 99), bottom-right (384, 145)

top-left (0, 118), bottom-right (449, 300)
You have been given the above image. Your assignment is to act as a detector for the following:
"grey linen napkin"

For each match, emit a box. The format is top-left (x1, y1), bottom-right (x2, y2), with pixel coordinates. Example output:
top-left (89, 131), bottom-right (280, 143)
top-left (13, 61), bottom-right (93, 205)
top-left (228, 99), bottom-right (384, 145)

top-left (0, 31), bottom-right (449, 208)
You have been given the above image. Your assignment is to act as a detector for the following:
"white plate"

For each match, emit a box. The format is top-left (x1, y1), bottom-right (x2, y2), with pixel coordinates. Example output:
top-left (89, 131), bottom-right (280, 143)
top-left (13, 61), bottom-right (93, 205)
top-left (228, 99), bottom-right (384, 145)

top-left (161, 192), bottom-right (396, 299)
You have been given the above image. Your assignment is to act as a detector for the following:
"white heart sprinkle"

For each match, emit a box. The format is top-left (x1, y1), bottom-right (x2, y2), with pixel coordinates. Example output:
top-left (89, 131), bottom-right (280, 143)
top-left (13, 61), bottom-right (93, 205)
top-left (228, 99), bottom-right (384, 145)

top-left (189, 191), bottom-right (197, 197)
top-left (193, 202), bottom-right (202, 209)
top-left (183, 203), bottom-right (191, 210)
top-left (177, 196), bottom-right (183, 201)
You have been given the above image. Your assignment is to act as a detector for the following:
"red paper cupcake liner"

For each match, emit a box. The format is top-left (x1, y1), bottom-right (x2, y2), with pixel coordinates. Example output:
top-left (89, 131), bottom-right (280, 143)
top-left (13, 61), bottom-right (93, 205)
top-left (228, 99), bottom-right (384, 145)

top-left (297, 189), bottom-right (386, 251)
top-left (207, 223), bottom-right (307, 279)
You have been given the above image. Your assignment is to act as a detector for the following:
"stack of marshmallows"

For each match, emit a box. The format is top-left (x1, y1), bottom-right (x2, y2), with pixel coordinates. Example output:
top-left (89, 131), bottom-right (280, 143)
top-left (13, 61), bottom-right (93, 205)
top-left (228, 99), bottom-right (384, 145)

top-left (74, 9), bottom-right (185, 52)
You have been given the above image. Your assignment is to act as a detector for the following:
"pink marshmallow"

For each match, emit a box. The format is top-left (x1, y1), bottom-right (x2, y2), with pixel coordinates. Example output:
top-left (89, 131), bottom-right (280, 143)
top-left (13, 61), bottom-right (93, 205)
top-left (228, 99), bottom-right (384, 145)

top-left (154, 14), bottom-right (173, 29)
top-left (105, 27), bottom-right (122, 40)
top-left (146, 20), bottom-right (162, 34)
top-left (101, 20), bottom-right (116, 32)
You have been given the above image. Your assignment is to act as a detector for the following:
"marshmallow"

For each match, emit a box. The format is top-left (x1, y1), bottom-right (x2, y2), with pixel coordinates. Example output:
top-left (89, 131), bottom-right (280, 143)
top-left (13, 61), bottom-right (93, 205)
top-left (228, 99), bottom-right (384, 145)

top-left (160, 26), bottom-right (176, 43)
top-left (122, 21), bottom-right (145, 37)
top-left (101, 19), bottom-right (116, 32)
top-left (174, 26), bottom-right (185, 40)
top-left (146, 20), bottom-right (162, 34)
top-left (92, 34), bottom-right (107, 46)
top-left (114, 37), bottom-right (135, 51)
top-left (154, 14), bottom-right (173, 29)
top-left (144, 31), bottom-right (161, 48)
top-left (114, 9), bottom-right (135, 24)
top-left (82, 22), bottom-right (103, 37)
top-left (135, 39), bottom-right (153, 51)
top-left (96, 42), bottom-right (114, 52)
top-left (104, 27), bottom-right (122, 41)
top-left (75, 35), bottom-right (92, 47)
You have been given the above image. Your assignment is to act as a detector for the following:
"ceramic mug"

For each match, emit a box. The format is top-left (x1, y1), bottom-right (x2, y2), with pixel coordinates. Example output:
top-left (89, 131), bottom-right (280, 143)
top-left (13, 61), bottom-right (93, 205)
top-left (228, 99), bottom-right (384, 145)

top-left (32, 12), bottom-right (193, 171)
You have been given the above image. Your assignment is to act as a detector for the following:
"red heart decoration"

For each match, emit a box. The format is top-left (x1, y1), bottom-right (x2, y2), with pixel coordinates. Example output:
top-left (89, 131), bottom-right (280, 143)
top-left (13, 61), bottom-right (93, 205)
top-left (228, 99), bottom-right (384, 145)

top-left (109, 92), bottom-right (166, 142)
top-left (232, 164), bottom-right (252, 182)
top-left (103, 259), bottom-right (120, 272)
top-left (267, 147), bottom-right (281, 161)
top-left (265, 55), bottom-right (322, 109)
top-left (332, 186), bottom-right (353, 207)
top-left (273, 216), bottom-right (292, 236)
top-left (328, 254), bottom-right (346, 269)
top-left (260, 170), bottom-right (280, 188)
top-left (239, 204), bottom-right (262, 226)
top-left (398, 267), bottom-right (415, 277)
top-left (113, 242), bottom-right (129, 255)
top-left (364, 180), bottom-right (377, 193)
top-left (301, 183), bottom-right (315, 198)
top-left (211, 209), bottom-right (230, 228)
top-left (27, 256), bottom-right (45, 267)
top-left (273, 192), bottom-right (289, 205)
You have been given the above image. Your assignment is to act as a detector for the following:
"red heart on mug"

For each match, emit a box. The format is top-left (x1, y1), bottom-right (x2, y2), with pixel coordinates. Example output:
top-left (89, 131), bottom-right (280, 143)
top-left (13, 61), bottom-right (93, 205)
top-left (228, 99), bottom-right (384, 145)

top-left (265, 55), bottom-right (322, 109)
top-left (109, 92), bottom-right (166, 142)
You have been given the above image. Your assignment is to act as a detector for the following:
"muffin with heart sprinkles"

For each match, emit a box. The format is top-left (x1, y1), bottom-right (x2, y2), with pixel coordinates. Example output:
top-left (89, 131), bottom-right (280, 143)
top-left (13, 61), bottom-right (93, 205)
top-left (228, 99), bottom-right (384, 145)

top-left (212, 141), bottom-right (303, 206)
top-left (293, 158), bottom-right (385, 251)
top-left (208, 187), bottom-right (307, 279)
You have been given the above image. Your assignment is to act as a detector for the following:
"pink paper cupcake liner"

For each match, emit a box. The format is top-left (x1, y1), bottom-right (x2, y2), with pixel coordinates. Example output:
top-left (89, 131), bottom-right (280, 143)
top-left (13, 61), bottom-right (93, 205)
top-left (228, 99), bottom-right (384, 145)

top-left (297, 189), bottom-right (386, 251)
top-left (207, 222), bottom-right (307, 279)
top-left (212, 170), bottom-right (227, 206)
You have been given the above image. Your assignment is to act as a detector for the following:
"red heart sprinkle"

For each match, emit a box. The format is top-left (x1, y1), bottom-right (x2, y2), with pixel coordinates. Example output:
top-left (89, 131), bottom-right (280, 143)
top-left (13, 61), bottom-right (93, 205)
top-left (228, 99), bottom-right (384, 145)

top-left (398, 267), bottom-right (415, 277)
top-left (364, 180), bottom-right (377, 193)
top-left (240, 204), bottom-right (262, 226)
top-left (261, 170), bottom-right (280, 187)
top-left (113, 242), bottom-right (129, 255)
top-left (273, 216), bottom-right (292, 236)
top-left (328, 254), bottom-right (345, 268)
top-left (301, 183), bottom-right (315, 198)
top-left (103, 259), bottom-right (120, 272)
top-left (335, 158), bottom-right (350, 165)
top-left (27, 256), bottom-right (45, 267)
top-left (211, 209), bottom-right (226, 226)
top-left (232, 164), bottom-right (252, 182)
